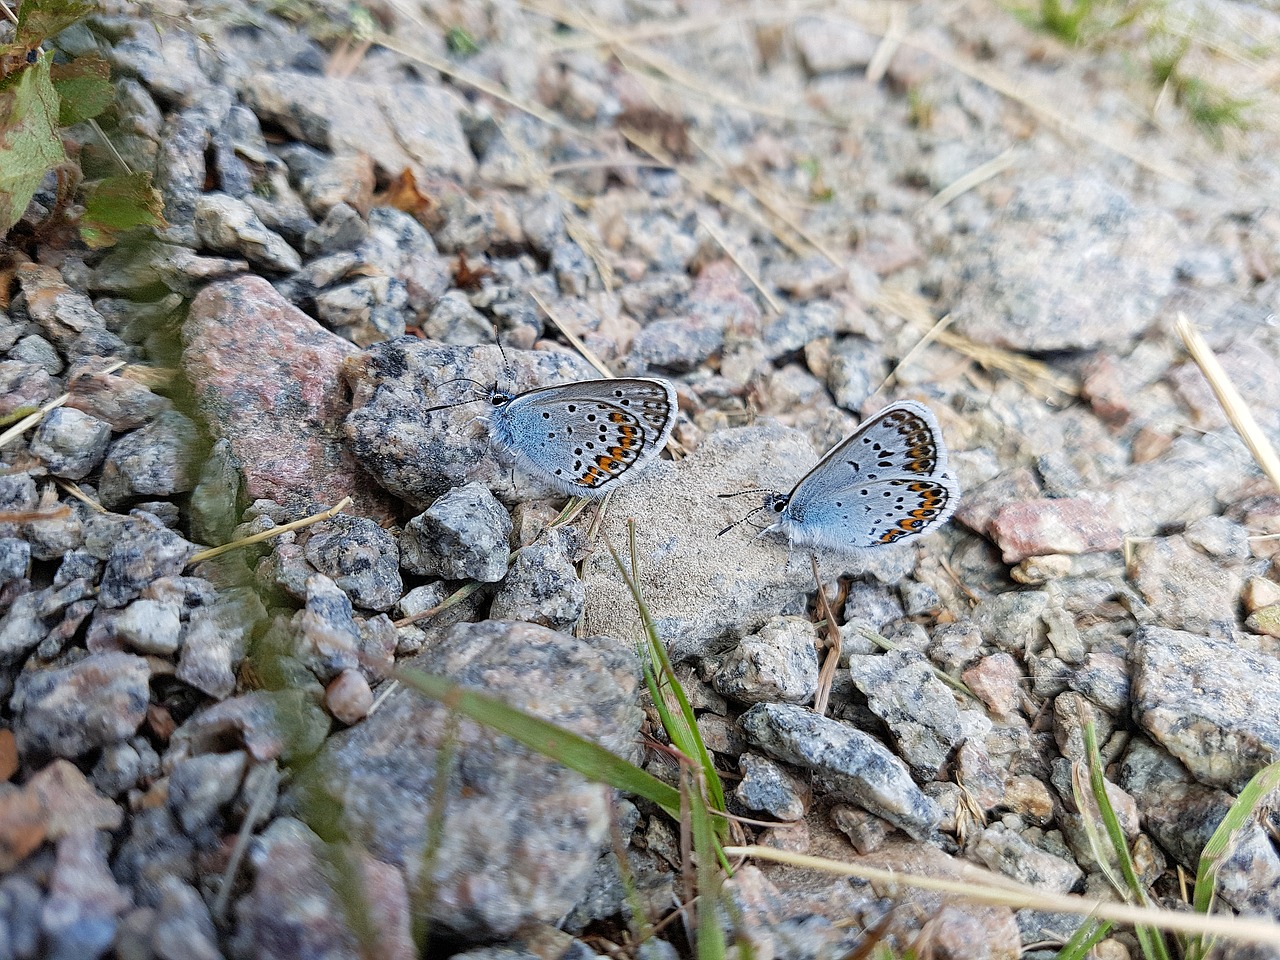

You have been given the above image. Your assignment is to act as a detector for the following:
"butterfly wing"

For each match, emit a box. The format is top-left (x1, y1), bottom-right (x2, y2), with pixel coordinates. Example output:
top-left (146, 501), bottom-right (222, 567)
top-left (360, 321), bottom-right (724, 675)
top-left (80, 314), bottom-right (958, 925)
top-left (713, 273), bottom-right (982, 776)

top-left (775, 400), bottom-right (959, 550)
top-left (490, 378), bottom-right (677, 496)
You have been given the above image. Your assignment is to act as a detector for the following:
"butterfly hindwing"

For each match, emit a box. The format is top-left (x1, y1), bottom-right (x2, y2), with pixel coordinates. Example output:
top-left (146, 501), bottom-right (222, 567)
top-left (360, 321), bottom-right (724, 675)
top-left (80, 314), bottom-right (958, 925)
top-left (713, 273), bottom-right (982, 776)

top-left (778, 473), bottom-right (959, 550)
top-left (489, 378), bottom-right (677, 496)
top-left (766, 400), bottom-right (959, 551)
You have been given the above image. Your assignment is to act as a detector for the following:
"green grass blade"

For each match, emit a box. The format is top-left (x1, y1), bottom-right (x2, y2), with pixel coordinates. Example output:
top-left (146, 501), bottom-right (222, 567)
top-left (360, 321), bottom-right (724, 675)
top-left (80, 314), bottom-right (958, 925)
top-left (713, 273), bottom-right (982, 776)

top-left (607, 523), bottom-right (727, 818)
top-left (1053, 916), bottom-right (1112, 960)
top-left (394, 666), bottom-right (683, 817)
top-left (1082, 721), bottom-right (1172, 960)
top-left (689, 770), bottom-right (727, 960)
top-left (1185, 759), bottom-right (1280, 960)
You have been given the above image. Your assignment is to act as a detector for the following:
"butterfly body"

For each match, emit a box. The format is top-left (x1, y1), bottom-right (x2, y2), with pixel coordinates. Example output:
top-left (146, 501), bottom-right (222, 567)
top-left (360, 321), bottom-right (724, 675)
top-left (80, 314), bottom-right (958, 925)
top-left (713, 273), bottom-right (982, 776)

top-left (756, 400), bottom-right (959, 551)
top-left (484, 377), bottom-right (677, 498)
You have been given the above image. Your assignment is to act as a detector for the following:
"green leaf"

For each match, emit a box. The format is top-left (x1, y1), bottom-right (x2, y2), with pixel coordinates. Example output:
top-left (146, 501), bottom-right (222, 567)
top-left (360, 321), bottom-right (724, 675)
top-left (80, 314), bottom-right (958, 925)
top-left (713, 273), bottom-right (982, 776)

top-left (393, 666), bottom-right (684, 818)
top-left (51, 54), bottom-right (111, 125)
top-left (79, 170), bottom-right (167, 248)
top-left (17, 0), bottom-right (94, 47)
top-left (0, 53), bottom-right (65, 236)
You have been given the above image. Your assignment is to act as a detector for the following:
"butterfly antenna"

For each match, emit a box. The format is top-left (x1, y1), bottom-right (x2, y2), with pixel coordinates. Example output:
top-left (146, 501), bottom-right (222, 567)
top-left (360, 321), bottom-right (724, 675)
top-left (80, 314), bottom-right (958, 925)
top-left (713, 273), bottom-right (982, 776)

top-left (717, 503), bottom-right (769, 537)
top-left (494, 331), bottom-right (515, 394)
top-left (717, 488), bottom-right (775, 500)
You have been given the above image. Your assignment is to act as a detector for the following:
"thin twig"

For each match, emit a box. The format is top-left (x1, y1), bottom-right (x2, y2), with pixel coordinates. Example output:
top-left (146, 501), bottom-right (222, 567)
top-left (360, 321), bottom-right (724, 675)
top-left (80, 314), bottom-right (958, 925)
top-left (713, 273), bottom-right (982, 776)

top-left (186, 496), bottom-right (353, 565)
top-left (699, 216), bottom-right (783, 315)
top-left (1176, 313), bottom-right (1280, 494)
top-left (530, 289), bottom-right (616, 378)
top-left (726, 846), bottom-right (1280, 947)
top-left (810, 555), bottom-right (842, 717)
top-left (918, 148), bottom-right (1019, 218)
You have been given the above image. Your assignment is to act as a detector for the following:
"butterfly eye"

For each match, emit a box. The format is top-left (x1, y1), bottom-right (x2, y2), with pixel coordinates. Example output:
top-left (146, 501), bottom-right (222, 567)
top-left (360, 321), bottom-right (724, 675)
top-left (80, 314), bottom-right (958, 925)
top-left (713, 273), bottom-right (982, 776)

top-left (491, 394), bottom-right (506, 406)
top-left (772, 501), bottom-right (785, 513)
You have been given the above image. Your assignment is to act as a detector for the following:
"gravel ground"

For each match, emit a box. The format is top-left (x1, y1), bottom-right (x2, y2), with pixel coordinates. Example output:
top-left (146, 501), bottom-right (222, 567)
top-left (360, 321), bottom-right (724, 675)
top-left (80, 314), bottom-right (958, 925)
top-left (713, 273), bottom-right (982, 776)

top-left (3, 0), bottom-right (1280, 958)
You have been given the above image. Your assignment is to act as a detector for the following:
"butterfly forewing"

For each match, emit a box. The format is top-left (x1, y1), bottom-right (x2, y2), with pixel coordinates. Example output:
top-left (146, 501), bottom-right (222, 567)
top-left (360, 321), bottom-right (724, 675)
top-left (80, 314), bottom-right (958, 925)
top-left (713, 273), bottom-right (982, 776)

top-left (776, 400), bottom-right (959, 551)
top-left (495, 378), bottom-right (676, 495)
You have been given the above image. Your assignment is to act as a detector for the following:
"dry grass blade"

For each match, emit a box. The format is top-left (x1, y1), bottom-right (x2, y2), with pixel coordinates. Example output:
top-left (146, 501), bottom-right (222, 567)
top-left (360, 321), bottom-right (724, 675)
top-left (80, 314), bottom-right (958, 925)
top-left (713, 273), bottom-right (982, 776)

top-left (698, 215), bottom-right (783, 315)
top-left (870, 312), bottom-right (955, 402)
top-left (810, 555), bottom-right (842, 717)
top-left (53, 478), bottom-right (107, 513)
top-left (1176, 314), bottom-right (1280, 494)
top-left (0, 358), bottom-right (127, 449)
top-left (917, 147), bottom-right (1019, 218)
top-left (186, 496), bottom-right (353, 565)
top-left (900, 32), bottom-right (1191, 186)
top-left (875, 287), bottom-right (1078, 401)
top-left (620, 127), bottom-right (815, 261)
top-left (368, 29), bottom-right (589, 140)
top-left (725, 846), bottom-right (1280, 947)
top-left (530, 289), bottom-right (616, 378)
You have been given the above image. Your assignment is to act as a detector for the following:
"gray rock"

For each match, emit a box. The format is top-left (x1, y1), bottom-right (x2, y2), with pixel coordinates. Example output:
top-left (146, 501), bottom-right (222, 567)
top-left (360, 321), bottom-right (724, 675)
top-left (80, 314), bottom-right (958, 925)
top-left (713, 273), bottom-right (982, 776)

top-left (343, 338), bottom-right (595, 504)
top-left (303, 201), bottom-right (368, 256)
top-left (1129, 535), bottom-right (1243, 635)
top-left (149, 877), bottom-right (222, 960)
top-left (302, 515), bottom-right (402, 612)
top-left (827, 336), bottom-right (888, 412)
top-left (711, 616), bottom-right (820, 705)
top-left (627, 317), bottom-right (723, 372)
top-left (0, 359), bottom-right (55, 418)
top-left (114, 599), bottom-right (183, 655)
top-left (231, 818), bottom-right (414, 960)
top-left (290, 574), bottom-right (362, 682)
top-left (946, 177), bottom-right (1180, 350)
top-left (422, 290), bottom-right (494, 345)
top-left (194, 193), bottom-right (302, 273)
top-left (11, 652), bottom-right (150, 757)
top-left (356, 208), bottom-right (451, 319)
top-left (173, 689), bottom-right (328, 766)
top-left (974, 824), bottom-right (1084, 893)
top-left (739, 702), bottom-right (941, 839)
top-left (98, 511), bottom-right (195, 609)
top-left (1130, 627), bottom-right (1280, 791)
top-left (91, 739), bottom-right (158, 797)
top-left (241, 72), bottom-right (476, 184)
top-left (848, 649), bottom-right (964, 780)
top-left (98, 411), bottom-right (200, 509)
top-left (829, 804), bottom-right (894, 853)
top-left (167, 751), bottom-right (249, 835)
top-left (490, 532), bottom-right (584, 630)
top-left (141, 576), bottom-right (218, 620)
top-left (297, 620), bottom-right (643, 939)
top-left (1184, 515), bottom-right (1251, 564)
top-left (0, 591), bottom-right (46, 668)
top-left (176, 588), bottom-right (267, 700)
top-left (313, 275), bottom-right (408, 346)
top-left (794, 16), bottom-right (880, 73)
top-left (401, 482), bottom-right (512, 583)
top-left (16, 262), bottom-right (127, 358)
top-left (40, 829), bottom-right (131, 960)
top-left (0, 537), bottom-right (29, 589)
top-left (11, 333), bottom-right (62, 374)
top-left (758, 303), bottom-right (839, 359)
top-left (735, 753), bottom-right (809, 821)
top-left (971, 590), bottom-right (1049, 654)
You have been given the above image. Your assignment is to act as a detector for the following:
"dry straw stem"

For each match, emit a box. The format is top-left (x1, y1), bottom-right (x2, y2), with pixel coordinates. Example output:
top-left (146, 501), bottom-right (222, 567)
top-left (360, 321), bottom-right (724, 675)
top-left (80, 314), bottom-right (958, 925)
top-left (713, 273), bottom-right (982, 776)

top-left (917, 147), bottom-right (1019, 219)
top-left (875, 287), bottom-right (1078, 402)
top-left (698, 215), bottom-right (784, 315)
top-left (0, 359), bottom-right (127, 449)
top-left (1176, 313), bottom-right (1280, 495)
top-left (54, 479), bottom-right (107, 514)
top-left (186, 496), bottom-right (354, 565)
top-left (726, 845), bottom-right (1280, 948)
